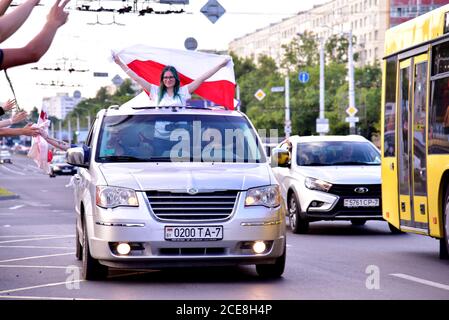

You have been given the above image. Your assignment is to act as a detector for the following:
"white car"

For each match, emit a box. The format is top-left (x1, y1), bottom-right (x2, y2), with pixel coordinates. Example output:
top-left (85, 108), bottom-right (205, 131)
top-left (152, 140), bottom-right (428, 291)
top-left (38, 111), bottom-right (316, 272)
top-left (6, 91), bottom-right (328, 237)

top-left (0, 149), bottom-right (12, 163)
top-left (67, 104), bottom-right (286, 280)
top-left (272, 135), bottom-right (385, 234)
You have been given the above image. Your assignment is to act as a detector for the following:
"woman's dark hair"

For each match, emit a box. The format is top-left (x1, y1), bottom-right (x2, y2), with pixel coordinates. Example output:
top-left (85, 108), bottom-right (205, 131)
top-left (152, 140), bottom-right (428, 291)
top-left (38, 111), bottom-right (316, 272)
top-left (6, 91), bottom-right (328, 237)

top-left (158, 65), bottom-right (180, 103)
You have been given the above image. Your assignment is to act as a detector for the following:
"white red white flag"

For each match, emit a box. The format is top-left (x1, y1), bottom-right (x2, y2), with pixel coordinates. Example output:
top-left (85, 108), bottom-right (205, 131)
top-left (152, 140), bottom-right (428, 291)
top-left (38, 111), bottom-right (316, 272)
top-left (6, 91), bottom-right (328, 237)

top-left (27, 106), bottom-right (50, 173)
top-left (113, 45), bottom-right (236, 110)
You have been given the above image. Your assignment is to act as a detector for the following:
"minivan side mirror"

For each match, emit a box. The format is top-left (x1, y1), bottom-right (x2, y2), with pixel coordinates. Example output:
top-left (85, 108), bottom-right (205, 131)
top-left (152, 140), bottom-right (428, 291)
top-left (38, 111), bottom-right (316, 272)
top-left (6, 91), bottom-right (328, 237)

top-left (270, 148), bottom-right (290, 167)
top-left (66, 146), bottom-right (90, 168)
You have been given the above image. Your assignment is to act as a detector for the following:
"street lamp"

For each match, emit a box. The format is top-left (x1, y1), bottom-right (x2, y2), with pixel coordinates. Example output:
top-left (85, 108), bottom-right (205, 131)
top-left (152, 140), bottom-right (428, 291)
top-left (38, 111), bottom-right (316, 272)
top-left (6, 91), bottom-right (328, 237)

top-left (341, 29), bottom-right (357, 134)
top-left (298, 27), bottom-right (331, 136)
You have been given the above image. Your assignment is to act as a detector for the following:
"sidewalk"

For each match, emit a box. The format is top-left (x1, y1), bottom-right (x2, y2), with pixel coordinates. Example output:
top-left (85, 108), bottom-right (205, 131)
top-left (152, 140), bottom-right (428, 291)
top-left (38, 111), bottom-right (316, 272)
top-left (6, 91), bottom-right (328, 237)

top-left (0, 187), bottom-right (20, 200)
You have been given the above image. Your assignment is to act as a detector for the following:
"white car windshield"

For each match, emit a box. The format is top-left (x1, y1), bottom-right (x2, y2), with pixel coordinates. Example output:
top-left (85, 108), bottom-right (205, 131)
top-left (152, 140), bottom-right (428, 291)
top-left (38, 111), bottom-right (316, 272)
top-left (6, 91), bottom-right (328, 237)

top-left (96, 114), bottom-right (266, 163)
top-left (297, 141), bottom-right (381, 166)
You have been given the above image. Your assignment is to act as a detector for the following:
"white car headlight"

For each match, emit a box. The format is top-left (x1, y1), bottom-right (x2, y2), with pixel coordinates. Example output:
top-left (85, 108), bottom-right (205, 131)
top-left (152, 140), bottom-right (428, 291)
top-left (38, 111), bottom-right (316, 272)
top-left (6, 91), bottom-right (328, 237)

top-left (96, 186), bottom-right (139, 209)
top-left (245, 185), bottom-right (281, 208)
top-left (304, 177), bottom-right (332, 192)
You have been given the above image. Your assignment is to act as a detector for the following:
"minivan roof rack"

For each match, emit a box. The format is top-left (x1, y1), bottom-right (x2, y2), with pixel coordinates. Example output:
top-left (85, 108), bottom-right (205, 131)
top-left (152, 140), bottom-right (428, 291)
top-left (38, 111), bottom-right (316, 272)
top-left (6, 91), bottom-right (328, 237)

top-left (130, 105), bottom-right (229, 111)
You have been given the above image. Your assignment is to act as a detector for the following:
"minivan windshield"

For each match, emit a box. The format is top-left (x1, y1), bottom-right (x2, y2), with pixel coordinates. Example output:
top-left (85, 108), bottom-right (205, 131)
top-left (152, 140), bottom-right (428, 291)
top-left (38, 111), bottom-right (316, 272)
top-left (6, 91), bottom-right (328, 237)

top-left (96, 114), bottom-right (266, 163)
top-left (297, 141), bottom-right (381, 166)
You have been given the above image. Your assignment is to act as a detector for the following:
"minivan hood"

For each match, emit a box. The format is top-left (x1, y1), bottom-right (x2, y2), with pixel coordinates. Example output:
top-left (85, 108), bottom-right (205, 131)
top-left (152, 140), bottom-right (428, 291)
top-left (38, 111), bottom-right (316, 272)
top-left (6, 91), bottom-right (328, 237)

top-left (296, 165), bottom-right (380, 184)
top-left (98, 162), bottom-right (272, 191)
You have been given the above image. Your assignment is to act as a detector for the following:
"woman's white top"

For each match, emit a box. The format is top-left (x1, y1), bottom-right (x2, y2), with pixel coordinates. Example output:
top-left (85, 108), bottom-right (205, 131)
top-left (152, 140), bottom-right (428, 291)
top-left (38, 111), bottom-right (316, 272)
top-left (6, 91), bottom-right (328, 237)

top-left (148, 84), bottom-right (191, 106)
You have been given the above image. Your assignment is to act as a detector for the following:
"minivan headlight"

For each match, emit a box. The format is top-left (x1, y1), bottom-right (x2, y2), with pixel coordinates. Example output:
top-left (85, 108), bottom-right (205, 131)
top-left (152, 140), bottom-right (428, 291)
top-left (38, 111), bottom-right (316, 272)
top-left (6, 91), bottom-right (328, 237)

top-left (96, 186), bottom-right (139, 209)
top-left (245, 185), bottom-right (281, 208)
top-left (304, 177), bottom-right (332, 192)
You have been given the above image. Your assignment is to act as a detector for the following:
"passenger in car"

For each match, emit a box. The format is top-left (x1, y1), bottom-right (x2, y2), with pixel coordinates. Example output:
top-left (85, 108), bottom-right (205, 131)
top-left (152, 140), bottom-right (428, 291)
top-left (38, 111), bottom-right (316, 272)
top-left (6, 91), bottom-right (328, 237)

top-left (113, 53), bottom-right (230, 106)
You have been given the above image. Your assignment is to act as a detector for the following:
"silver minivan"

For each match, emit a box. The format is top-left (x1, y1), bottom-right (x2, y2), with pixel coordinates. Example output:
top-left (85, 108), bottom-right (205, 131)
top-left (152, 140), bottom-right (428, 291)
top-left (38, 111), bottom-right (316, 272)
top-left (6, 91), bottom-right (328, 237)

top-left (67, 104), bottom-right (286, 280)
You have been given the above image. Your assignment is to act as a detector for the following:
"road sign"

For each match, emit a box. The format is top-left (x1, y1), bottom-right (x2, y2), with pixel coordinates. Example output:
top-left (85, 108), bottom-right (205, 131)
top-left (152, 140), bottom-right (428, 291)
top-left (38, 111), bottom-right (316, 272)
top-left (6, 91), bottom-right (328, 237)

top-left (93, 72), bottom-right (108, 77)
top-left (345, 116), bottom-right (359, 123)
top-left (346, 106), bottom-right (358, 117)
top-left (271, 86), bottom-right (284, 93)
top-left (184, 37), bottom-right (198, 50)
top-left (201, 0), bottom-right (225, 24)
top-left (111, 75), bottom-right (123, 86)
top-left (254, 89), bottom-right (266, 101)
top-left (298, 71), bottom-right (310, 83)
top-left (316, 118), bottom-right (329, 134)
top-left (285, 125), bottom-right (292, 134)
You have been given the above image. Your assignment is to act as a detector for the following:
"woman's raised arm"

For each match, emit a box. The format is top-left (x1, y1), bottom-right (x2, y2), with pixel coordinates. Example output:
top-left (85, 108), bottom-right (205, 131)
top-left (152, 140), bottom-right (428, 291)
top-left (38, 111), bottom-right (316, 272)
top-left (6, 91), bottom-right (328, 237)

top-left (112, 53), bottom-right (152, 92)
top-left (187, 57), bottom-right (230, 94)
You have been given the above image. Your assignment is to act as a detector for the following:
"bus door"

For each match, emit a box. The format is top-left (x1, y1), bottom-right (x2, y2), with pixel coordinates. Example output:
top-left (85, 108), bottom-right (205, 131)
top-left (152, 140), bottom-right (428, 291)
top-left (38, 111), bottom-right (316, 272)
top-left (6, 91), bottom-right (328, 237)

top-left (398, 54), bottom-right (429, 234)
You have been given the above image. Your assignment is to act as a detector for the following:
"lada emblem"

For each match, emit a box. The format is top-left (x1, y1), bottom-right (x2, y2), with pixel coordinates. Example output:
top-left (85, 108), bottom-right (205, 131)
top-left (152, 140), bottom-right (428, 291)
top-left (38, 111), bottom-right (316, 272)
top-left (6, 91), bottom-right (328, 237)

top-left (187, 188), bottom-right (199, 195)
top-left (354, 187), bottom-right (369, 194)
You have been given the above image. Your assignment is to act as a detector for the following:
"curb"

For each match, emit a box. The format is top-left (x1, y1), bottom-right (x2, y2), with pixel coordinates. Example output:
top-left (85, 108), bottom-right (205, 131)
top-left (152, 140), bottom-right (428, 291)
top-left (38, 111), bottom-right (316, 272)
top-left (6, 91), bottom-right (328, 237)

top-left (0, 194), bottom-right (20, 201)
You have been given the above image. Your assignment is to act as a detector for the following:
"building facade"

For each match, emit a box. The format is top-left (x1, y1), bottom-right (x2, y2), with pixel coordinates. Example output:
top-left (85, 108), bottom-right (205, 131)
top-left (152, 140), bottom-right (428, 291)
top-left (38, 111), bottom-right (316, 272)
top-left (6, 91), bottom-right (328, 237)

top-left (229, 0), bottom-right (445, 67)
top-left (43, 91), bottom-right (83, 120)
top-left (389, 0), bottom-right (447, 27)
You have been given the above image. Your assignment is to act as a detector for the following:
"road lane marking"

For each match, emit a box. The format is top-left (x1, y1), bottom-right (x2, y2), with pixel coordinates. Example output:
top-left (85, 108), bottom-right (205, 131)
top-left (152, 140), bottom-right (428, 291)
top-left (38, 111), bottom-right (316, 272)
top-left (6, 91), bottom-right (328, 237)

top-left (0, 235), bottom-right (73, 238)
top-left (0, 271), bottom-right (150, 297)
top-left (0, 295), bottom-right (97, 300)
top-left (9, 205), bottom-right (25, 210)
top-left (0, 265), bottom-right (79, 269)
top-left (0, 235), bottom-right (74, 244)
top-left (0, 278), bottom-right (85, 295)
top-left (0, 245), bottom-right (73, 249)
top-left (0, 165), bottom-right (26, 176)
top-left (0, 252), bottom-right (74, 263)
top-left (390, 273), bottom-right (449, 291)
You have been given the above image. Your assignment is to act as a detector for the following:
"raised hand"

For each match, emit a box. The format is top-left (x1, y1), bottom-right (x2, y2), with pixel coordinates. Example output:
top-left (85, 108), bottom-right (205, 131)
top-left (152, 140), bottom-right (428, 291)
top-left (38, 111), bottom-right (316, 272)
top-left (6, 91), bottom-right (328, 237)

top-left (22, 123), bottom-right (40, 137)
top-left (47, 0), bottom-right (70, 28)
top-left (2, 99), bottom-right (16, 112)
top-left (11, 111), bottom-right (28, 124)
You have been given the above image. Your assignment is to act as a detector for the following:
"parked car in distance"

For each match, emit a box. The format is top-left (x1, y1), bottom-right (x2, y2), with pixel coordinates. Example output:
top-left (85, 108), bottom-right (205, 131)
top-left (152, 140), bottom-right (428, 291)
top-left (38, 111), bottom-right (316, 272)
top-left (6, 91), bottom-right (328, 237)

top-left (67, 103), bottom-right (286, 280)
top-left (271, 135), bottom-right (393, 234)
top-left (0, 148), bottom-right (12, 163)
top-left (49, 154), bottom-right (77, 177)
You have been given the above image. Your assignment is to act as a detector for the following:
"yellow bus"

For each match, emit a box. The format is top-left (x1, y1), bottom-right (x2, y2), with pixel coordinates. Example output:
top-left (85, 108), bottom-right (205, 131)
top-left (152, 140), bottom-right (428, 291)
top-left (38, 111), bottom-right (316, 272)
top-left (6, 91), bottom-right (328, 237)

top-left (381, 4), bottom-right (449, 259)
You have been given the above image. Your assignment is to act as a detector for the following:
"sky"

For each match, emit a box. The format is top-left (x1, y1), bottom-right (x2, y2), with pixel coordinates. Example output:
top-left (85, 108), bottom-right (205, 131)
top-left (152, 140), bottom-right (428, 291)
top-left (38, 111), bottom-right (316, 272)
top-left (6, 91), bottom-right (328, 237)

top-left (0, 0), bottom-right (328, 112)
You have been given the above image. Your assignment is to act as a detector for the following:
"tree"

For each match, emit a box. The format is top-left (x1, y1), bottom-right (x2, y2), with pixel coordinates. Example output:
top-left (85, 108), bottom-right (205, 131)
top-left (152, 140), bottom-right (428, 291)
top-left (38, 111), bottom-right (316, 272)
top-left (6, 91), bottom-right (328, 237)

top-left (325, 34), bottom-right (359, 63)
top-left (281, 31), bottom-right (319, 72)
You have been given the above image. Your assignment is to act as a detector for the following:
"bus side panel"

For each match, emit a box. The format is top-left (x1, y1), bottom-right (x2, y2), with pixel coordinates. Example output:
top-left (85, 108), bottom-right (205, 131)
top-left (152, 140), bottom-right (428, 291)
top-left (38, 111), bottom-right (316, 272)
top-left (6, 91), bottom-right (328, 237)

top-left (381, 59), bottom-right (400, 227)
top-left (382, 160), bottom-right (400, 226)
top-left (427, 156), bottom-right (447, 238)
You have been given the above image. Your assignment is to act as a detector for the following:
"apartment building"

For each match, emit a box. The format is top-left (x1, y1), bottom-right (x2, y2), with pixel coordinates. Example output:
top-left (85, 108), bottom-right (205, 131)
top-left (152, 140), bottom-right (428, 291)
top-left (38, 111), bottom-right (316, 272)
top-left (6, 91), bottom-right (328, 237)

top-left (43, 91), bottom-right (83, 120)
top-left (229, 0), bottom-right (444, 67)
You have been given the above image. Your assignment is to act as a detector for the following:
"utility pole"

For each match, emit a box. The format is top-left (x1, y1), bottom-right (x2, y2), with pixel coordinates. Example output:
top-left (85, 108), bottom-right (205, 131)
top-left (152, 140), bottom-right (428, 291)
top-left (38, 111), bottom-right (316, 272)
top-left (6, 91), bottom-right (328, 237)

top-left (68, 118), bottom-right (72, 145)
top-left (86, 113), bottom-right (91, 130)
top-left (285, 76), bottom-right (291, 138)
top-left (348, 29), bottom-right (357, 134)
top-left (319, 37), bottom-right (325, 123)
top-left (58, 120), bottom-right (62, 140)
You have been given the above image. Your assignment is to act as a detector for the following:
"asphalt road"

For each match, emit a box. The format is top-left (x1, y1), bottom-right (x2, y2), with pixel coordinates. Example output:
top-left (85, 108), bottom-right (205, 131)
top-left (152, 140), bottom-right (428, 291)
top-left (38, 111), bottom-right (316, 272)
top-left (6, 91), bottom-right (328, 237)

top-left (0, 154), bottom-right (448, 300)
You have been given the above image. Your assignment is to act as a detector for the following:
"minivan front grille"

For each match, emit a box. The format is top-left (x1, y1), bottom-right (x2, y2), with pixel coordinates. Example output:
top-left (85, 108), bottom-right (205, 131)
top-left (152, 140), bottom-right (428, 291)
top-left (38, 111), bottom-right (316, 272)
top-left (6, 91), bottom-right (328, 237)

top-left (146, 190), bottom-right (238, 220)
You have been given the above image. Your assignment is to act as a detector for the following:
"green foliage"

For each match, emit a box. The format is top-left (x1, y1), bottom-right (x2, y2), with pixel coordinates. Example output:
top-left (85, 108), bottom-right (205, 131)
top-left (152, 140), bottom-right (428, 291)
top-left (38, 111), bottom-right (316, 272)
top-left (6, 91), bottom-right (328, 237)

top-left (236, 35), bottom-right (381, 140)
top-left (62, 79), bottom-right (136, 130)
top-left (281, 31), bottom-right (319, 71)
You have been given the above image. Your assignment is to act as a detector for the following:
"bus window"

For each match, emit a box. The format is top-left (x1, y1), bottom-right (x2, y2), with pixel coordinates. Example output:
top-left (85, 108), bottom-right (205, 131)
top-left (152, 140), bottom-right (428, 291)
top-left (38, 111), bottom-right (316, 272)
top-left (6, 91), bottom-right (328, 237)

top-left (399, 66), bottom-right (411, 196)
top-left (429, 41), bottom-right (449, 154)
top-left (384, 57), bottom-right (397, 157)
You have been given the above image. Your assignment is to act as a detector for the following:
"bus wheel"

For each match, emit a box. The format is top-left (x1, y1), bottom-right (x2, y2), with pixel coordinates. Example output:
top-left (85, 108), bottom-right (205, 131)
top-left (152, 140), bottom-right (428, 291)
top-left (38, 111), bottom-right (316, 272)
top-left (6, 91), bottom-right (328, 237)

top-left (440, 187), bottom-right (449, 260)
